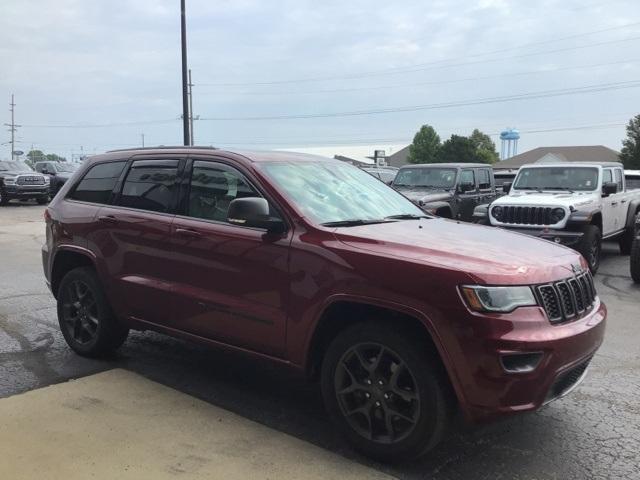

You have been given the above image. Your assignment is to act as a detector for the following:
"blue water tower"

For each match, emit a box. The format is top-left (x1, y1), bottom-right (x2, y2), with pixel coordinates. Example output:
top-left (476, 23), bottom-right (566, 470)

top-left (500, 128), bottom-right (520, 159)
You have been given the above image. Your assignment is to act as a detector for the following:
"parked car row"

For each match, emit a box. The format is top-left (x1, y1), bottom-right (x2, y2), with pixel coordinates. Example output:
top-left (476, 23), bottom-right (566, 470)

top-left (43, 147), bottom-right (606, 462)
top-left (0, 161), bottom-right (50, 205)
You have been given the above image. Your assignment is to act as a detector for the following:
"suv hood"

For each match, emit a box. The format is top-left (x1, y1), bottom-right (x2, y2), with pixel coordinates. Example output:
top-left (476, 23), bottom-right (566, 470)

top-left (0, 170), bottom-right (43, 177)
top-left (334, 218), bottom-right (584, 285)
top-left (493, 191), bottom-right (599, 208)
top-left (394, 187), bottom-right (452, 204)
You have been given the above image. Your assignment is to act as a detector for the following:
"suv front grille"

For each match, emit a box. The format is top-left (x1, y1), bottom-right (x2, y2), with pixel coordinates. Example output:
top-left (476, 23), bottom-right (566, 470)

top-left (536, 271), bottom-right (597, 323)
top-left (501, 205), bottom-right (553, 225)
top-left (17, 175), bottom-right (45, 185)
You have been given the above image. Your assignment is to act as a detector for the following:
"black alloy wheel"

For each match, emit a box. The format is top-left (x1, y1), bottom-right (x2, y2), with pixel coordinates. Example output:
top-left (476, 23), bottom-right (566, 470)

top-left (57, 267), bottom-right (129, 357)
top-left (61, 279), bottom-right (100, 345)
top-left (335, 343), bottom-right (420, 444)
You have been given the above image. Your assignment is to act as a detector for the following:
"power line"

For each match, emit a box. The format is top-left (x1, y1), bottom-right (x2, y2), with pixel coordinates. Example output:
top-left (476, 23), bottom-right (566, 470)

top-left (197, 80), bottom-right (640, 121)
top-left (198, 30), bottom-right (640, 87)
top-left (21, 118), bottom-right (178, 129)
top-left (200, 58), bottom-right (639, 96)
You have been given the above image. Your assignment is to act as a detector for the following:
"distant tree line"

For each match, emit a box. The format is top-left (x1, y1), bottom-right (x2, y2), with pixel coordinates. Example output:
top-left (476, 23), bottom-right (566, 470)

top-left (407, 125), bottom-right (499, 165)
top-left (23, 150), bottom-right (67, 167)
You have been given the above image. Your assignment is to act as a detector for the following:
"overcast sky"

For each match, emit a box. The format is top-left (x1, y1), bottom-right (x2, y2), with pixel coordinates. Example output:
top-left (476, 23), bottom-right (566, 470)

top-left (1, 0), bottom-right (639, 161)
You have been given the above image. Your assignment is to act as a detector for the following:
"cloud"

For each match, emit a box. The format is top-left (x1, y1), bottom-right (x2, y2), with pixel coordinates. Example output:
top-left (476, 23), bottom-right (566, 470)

top-left (1, 0), bottom-right (639, 159)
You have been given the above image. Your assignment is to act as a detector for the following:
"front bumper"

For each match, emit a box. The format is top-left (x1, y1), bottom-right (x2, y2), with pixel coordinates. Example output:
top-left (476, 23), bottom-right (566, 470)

top-left (445, 299), bottom-right (606, 422)
top-left (494, 226), bottom-right (583, 247)
top-left (4, 184), bottom-right (50, 198)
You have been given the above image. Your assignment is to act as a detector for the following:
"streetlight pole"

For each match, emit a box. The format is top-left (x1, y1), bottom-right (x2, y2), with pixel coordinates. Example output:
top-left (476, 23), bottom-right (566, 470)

top-left (180, 0), bottom-right (190, 146)
top-left (188, 69), bottom-right (194, 145)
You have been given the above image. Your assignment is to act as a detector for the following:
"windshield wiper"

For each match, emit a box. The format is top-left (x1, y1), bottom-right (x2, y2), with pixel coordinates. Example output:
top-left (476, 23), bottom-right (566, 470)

top-left (543, 186), bottom-right (575, 193)
top-left (517, 186), bottom-right (544, 192)
top-left (321, 219), bottom-right (393, 227)
top-left (385, 213), bottom-right (429, 220)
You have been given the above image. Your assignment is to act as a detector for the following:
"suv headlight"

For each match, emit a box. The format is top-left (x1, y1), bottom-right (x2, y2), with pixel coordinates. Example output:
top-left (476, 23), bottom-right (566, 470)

top-left (461, 285), bottom-right (537, 313)
top-left (3, 176), bottom-right (17, 185)
top-left (491, 205), bottom-right (504, 221)
top-left (550, 207), bottom-right (565, 223)
top-left (43, 176), bottom-right (50, 184)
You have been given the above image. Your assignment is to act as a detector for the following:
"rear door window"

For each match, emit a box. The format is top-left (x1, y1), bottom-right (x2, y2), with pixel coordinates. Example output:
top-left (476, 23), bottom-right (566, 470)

top-left (117, 159), bottom-right (179, 213)
top-left (477, 169), bottom-right (492, 190)
top-left (460, 169), bottom-right (475, 189)
top-left (69, 161), bottom-right (127, 204)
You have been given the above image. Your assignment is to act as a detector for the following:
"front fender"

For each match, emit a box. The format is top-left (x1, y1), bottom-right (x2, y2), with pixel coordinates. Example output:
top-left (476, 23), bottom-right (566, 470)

top-left (420, 200), bottom-right (452, 216)
top-left (625, 199), bottom-right (640, 228)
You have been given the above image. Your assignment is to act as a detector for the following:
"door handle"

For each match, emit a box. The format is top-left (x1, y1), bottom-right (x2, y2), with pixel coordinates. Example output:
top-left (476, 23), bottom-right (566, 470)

top-left (98, 215), bottom-right (118, 224)
top-left (621, 199), bottom-right (627, 204)
top-left (611, 202), bottom-right (618, 206)
top-left (175, 228), bottom-right (202, 238)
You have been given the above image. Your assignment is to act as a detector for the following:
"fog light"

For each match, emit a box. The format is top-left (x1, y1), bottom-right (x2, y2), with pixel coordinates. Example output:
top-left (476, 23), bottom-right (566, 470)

top-left (500, 352), bottom-right (543, 373)
top-left (554, 237), bottom-right (562, 243)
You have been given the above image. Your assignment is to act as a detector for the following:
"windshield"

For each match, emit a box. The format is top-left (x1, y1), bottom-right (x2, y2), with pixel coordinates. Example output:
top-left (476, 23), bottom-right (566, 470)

top-left (513, 167), bottom-right (599, 191)
top-left (0, 161), bottom-right (33, 172)
top-left (393, 168), bottom-right (457, 188)
top-left (259, 161), bottom-right (424, 225)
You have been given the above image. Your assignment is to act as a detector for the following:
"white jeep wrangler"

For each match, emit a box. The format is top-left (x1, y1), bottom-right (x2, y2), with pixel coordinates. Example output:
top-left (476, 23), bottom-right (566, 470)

top-left (480, 162), bottom-right (640, 273)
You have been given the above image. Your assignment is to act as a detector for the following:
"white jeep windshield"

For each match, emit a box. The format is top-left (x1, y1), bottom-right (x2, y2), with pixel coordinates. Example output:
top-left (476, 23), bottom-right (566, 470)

top-left (514, 167), bottom-right (599, 192)
top-left (260, 161), bottom-right (425, 225)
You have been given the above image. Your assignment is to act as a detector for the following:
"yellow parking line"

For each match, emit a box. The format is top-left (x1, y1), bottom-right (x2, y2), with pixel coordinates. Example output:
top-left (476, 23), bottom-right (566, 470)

top-left (0, 369), bottom-right (394, 480)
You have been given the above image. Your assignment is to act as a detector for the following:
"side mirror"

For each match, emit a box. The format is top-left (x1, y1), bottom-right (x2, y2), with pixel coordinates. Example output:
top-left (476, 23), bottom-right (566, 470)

top-left (227, 197), bottom-right (285, 234)
top-left (602, 182), bottom-right (617, 196)
top-left (502, 182), bottom-right (512, 194)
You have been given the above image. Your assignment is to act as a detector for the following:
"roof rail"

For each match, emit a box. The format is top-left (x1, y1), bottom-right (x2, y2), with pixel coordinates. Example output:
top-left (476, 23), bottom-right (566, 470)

top-left (106, 145), bottom-right (218, 153)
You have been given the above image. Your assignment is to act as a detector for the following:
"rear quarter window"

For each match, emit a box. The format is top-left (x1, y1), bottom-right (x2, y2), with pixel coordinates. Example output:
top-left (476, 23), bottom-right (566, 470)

top-left (69, 161), bottom-right (126, 204)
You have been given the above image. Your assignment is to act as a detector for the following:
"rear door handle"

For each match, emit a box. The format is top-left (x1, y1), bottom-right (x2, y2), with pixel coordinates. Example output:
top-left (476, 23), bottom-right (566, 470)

top-left (98, 215), bottom-right (118, 224)
top-left (621, 199), bottom-right (627, 204)
top-left (175, 228), bottom-right (202, 238)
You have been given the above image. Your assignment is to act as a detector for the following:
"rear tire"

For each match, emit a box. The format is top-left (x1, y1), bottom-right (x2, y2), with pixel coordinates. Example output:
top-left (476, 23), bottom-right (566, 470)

top-left (57, 267), bottom-right (129, 357)
top-left (576, 225), bottom-right (601, 274)
top-left (631, 236), bottom-right (640, 284)
top-left (0, 188), bottom-right (8, 206)
top-left (320, 322), bottom-right (452, 462)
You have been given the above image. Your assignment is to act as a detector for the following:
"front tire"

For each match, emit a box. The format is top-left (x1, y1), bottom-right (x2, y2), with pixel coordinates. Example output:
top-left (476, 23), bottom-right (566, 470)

top-left (576, 225), bottom-right (601, 274)
top-left (0, 188), bottom-right (8, 206)
top-left (57, 267), bottom-right (129, 357)
top-left (321, 322), bottom-right (452, 462)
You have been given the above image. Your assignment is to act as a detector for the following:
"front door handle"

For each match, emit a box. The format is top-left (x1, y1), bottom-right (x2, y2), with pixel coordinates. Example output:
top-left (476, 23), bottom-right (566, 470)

top-left (175, 228), bottom-right (203, 238)
top-left (611, 202), bottom-right (618, 206)
top-left (621, 199), bottom-right (628, 204)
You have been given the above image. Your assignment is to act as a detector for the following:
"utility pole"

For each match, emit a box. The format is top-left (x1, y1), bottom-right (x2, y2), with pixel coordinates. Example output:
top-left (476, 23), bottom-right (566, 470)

top-left (180, 0), bottom-right (190, 146)
top-left (141, 133), bottom-right (145, 148)
top-left (4, 94), bottom-right (20, 161)
top-left (188, 69), bottom-right (194, 145)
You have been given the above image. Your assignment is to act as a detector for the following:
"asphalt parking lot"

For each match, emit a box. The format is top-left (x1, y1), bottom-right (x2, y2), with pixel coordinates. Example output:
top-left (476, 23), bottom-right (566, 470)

top-left (1, 203), bottom-right (639, 480)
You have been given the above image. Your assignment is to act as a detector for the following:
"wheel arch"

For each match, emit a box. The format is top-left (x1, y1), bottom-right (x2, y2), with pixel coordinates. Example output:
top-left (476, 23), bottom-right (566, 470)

top-left (304, 298), bottom-right (461, 404)
top-left (625, 199), bottom-right (640, 228)
top-left (51, 247), bottom-right (97, 299)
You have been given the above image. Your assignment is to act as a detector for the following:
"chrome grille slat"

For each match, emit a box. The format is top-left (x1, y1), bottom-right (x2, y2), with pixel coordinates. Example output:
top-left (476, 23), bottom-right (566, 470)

top-left (536, 271), bottom-right (597, 323)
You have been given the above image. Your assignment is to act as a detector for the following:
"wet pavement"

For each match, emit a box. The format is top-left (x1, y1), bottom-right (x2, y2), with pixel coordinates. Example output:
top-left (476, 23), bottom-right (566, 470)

top-left (1, 203), bottom-right (639, 480)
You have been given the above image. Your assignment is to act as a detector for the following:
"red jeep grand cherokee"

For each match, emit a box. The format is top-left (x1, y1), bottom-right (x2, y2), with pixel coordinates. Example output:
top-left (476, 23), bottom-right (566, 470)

top-left (42, 147), bottom-right (606, 461)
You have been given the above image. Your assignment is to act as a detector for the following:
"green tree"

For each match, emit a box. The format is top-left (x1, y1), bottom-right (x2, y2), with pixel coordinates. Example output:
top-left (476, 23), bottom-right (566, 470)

top-left (437, 135), bottom-right (478, 163)
top-left (469, 129), bottom-right (499, 164)
top-left (408, 125), bottom-right (441, 164)
top-left (620, 114), bottom-right (640, 169)
top-left (27, 149), bottom-right (46, 164)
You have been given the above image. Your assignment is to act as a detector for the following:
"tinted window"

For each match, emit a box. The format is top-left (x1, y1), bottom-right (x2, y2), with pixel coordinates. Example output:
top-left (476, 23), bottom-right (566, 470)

top-left (118, 160), bottom-right (179, 213)
top-left (69, 161), bottom-right (126, 204)
top-left (460, 169), bottom-right (475, 187)
top-left (477, 169), bottom-right (491, 190)
top-left (188, 161), bottom-right (262, 223)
